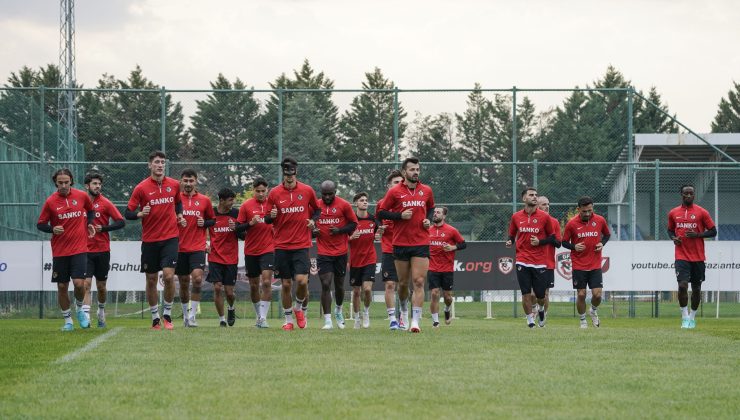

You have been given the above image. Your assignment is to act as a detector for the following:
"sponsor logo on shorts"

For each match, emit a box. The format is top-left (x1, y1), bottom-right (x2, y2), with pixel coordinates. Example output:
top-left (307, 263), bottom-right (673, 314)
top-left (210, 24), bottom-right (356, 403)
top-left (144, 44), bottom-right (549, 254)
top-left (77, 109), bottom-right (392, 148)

top-left (498, 257), bottom-right (513, 274)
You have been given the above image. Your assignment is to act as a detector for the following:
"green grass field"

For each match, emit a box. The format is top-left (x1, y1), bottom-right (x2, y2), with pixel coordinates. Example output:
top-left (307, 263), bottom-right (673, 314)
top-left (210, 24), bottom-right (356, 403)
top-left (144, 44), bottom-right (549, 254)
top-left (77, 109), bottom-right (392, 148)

top-left (1, 314), bottom-right (739, 419)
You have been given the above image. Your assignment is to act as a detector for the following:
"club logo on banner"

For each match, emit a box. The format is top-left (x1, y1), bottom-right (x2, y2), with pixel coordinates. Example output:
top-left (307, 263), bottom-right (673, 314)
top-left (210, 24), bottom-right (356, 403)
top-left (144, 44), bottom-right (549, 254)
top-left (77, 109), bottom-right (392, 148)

top-left (556, 252), bottom-right (572, 280)
top-left (498, 257), bottom-right (513, 274)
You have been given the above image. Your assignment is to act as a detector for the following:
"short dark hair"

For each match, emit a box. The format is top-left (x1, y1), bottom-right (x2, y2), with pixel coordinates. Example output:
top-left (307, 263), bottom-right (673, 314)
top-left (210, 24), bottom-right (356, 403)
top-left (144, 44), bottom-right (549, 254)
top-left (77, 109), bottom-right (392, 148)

top-left (577, 196), bottom-right (594, 207)
top-left (437, 206), bottom-right (448, 215)
top-left (253, 177), bottom-right (268, 188)
top-left (218, 188), bottom-right (236, 200)
top-left (386, 169), bottom-right (402, 184)
top-left (148, 150), bottom-right (166, 162)
top-left (83, 171), bottom-right (103, 185)
top-left (680, 184), bottom-right (695, 193)
top-left (181, 168), bottom-right (197, 179)
top-left (52, 168), bottom-right (74, 185)
top-left (521, 187), bottom-right (537, 198)
top-left (401, 157), bottom-right (419, 170)
top-left (353, 192), bottom-right (368, 202)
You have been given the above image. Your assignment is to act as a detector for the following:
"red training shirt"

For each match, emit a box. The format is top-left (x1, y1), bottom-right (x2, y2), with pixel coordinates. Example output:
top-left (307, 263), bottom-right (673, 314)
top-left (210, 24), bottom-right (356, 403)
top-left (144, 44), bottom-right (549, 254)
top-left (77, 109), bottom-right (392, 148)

top-left (127, 176), bottom-right (181, 243)
top-left (237, 197), bottom-right (275, 256)
top-left (349, 214), bottom-right (378, 267)
top-left (208, 208), bottom-right (240, 265)
top-left (87, 194), bottom-right (124, 253)
top-left (667, 204), bottom-right (715, 262)
top-left (508, 208), bottom-right (555, 267)
top-left (376, 198), bottom-right (395, 254)
top-left (316, 196), bottom-right (358, 256)
top-left (562, 213), bottom-right (611, 271)
top-left (265, 181), bottom-right (319, 250)
top-left (543, 215), bottom-right (561, 270)
top-left (378, 181), bottom-right (435, 247)
top-left (429, 222), bottom-right (465, 273)
top-left (178, 192), bottom-right (215, 253)
top-left (38, 188), bottom-right (93, 257)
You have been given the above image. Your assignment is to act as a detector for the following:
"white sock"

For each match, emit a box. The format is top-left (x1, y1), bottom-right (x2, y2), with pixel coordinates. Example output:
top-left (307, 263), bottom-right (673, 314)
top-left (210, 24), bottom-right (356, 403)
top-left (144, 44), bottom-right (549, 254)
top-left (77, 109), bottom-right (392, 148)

top-left (82, 304), bottom-right (90, 314)
top-left (591, 304), bottom-right (598, 313)
top-left (412, 306), bottom-right (421, 323)
top-left (689, 309), bottom-right (697, 320)
top-left (219, 315), bottom-right (226, 322)
top-left (400, 300), bottom-right (408, 312)
top-left (189, 301), bottom-right (199, 319)
top-left (150, 305), bottom-right (159, 320)
top-left (354, 312), bottom-right (360, 320)
top-left (182, 303), bottom-right (189, 319)
top-left (163, 301), bottom-right (173, 316)
top-left (97, 303), bottom-right (105, 318)
top-left (284, 308), bottom-right (293, 323)
top-left (363, 307), bottom-right (370, 317)
top-left (444, 305), bottom-right (451, 313)
top-left (260, 301), bottom-right (269, 319)
top-left (228, 304), bottom-right (235, 311)
top-left (62, 309), bottom-right (72, 324)
top-left (680, 306), bottom-right (689, 318)
top-left (579, 313), bottom-right (586, 321)
top-left (335, 305), bottom-right (342, 315)
top-left (526, 313), bottom-right (534, 324)
top-left (75, 301), bottom-right (83, 311)
top-left (324, 313), bottom-right (331, 322)
top-left (431, 312), bottom-right (439, 323)
top-left (387, 308), bottom-right (397, 322)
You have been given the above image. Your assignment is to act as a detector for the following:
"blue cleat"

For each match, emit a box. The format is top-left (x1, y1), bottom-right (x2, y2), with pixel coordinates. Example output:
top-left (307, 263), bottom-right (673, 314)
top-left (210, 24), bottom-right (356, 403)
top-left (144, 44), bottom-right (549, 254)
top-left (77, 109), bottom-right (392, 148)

top-left (687, 319), bottom-right (696, 329)
top-left (97, 319), bottom-right (107, 328)
top-left (77, 310), bottom-right (90, 329)
top-left (389, 320), bottom-right (400, 330)
top-left (61, 322), bottom-right (74, 332)
top-left (681, 318), bottom-right (690, 329)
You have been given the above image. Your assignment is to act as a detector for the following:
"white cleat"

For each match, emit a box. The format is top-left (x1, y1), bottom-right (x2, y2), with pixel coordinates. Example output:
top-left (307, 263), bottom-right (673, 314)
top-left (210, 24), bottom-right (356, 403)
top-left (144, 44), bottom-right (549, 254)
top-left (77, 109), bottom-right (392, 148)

top-left (321, 319), bottom-right (333, 330)
top-left (589, 308), bottom-right (600, 328)
top-left (362, 314), bottom-right (370, 329)
top-left (580, 318), bottom-right (588, 329)
top-left (399, 311), bottom-right (409, 330)
top-left (409, 320), bottom-right (421, 333)
top-left (354, 317), bottom-right (361, 329)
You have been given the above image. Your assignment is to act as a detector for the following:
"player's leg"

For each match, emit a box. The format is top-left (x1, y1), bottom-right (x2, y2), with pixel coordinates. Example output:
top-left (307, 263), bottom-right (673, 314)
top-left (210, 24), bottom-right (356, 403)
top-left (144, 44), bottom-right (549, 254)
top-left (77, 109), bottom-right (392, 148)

top-left (333, 256), bottom-right (347, 329)
top-left (393, 248), bottom-right (411, 330)
top-left (516, 266), bottom-right (534, 328)
top-left (442, 274), bottom-right (454, 325)
top-left (352, 285), bottom-right (361, 329)
top-left (430, 285), bottom-right (441, 328)
top-left (214, 281), bottom-right (225, 324)
top-left (188, 251), bottom-right (206, 325)
top-left (292, 249), bottom-right (311, 329)
top-left (176, 252), bottom-right (191, 325)
top-left (409, 254), bottom-right (429, 333)
top-left (225, 283), bottom-right (236, 326)
top-left (55, 256), bottom-right (75, 330)
top-left (382, 253), bottom-right (400, 329)
top-left (361, 278), bottom-right (373, 328)
top-left (532, 269), bottom-right (548, 327)
top-left (159, 239), bottom-right (179, 330)
top-left (258, 253), bottom-right (274, 327)
top-left (675, 260), bottom-right (691, 328)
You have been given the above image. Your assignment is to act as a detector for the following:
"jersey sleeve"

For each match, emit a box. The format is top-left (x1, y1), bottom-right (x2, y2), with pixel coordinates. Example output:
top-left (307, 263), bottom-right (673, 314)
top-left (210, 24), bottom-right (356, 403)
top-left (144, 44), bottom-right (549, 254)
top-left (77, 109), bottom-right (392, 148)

top-left (37, 201), bottom-right (51, 224)
top-left (426, 187), bottom-right (435, 212)
top-left (174, 183), bottom-right (182, 205)
top-left (508, 216), bottom-right (517, 239)
top-left (667, 211), bottom-right (675, 231)
top-left (127, 185), bottom-right (142, 212)
top-left (83, 193), bottom-right (93, 212)
top-left (237, 202), bottom-right (249, 224)
top-left (108, 200), bottom-right (124, 221)
top-left (600, 218), bottom-right (611, 237)
top-left (703, 209), bottom-right (716, 230)
top-left (453, 228), bottom-right (464, 244)
top-left (552, 218), bottom-right (562, 241)
top-left (205, 198), bottom-right (216, 219)
top-left (562, 222), bottom-right (572, 242)
top-left (379, 189), bottom-right (395, 212)
top-left (344, 201), bottom-right (358, 224)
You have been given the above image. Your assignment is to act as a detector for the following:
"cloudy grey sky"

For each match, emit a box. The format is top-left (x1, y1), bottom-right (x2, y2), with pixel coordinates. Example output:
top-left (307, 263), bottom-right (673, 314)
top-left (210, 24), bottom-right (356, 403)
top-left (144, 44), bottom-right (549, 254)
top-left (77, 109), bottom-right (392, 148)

top-left (1, 0), bottom-right (738, 132)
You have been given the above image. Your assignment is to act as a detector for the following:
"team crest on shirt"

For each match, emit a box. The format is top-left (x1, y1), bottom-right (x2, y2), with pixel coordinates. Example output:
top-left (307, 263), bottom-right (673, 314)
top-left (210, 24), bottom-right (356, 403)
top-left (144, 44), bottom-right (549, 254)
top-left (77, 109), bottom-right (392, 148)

top-left (332, 207), bottom-right (337, 214)
top-left (498, 257), bottom-right (513, 274)
top-left (556, 252), bottom-right (572, 280)
top-left (298, 194), bottom-right (303, 200)
top-left (166, 187), bottom-right (172, 192)
top-left (690, 214), bottom-right (696, 220)
top-left (592, 221), bottom-right (596, 227)
top-left (441, 233), bottom-right (446, 237)
top-left (419, 190), bottom-right (424, 196)
top-left (72, 199), bottom-right (78, 206)
top-left (94, 203), bottom-right (99, 208)
top-left (532, 218), bottom-right (537, 224)
top-left (195, 201), bottom-right (200, 206)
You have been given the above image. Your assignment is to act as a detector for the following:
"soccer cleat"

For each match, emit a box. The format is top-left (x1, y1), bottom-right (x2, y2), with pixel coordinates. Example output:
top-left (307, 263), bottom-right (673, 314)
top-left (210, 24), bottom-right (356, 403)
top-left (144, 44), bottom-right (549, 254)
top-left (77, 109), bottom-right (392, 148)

top-left (97, 319), bottom-right (107, 328)
top-left (538, 311), bottom-right (546, 328)
top-left (409, 320), bottom-right (421, 333)
top-left (681, 318), bottom-right (690, 329)
top-left (61, 322), bottom-right (74, 332)
top-left (188, 318), bottom-right (198, 328)
top-left (256, 318), bottom-right (269, 328)
top-left (295, 309), bottom-right (307, 329)
top-left (335, 312), bottom-right (346, 330)
top-left (163, 315), bottom-right (174, 330)
top-left (389, 320), bottom-right (400, 330)
top-left (687, 319), bottom-right (696, 329)
top-left (227, 309), bottom-right (236, 326)
top-left (282, 322), bottom-right (294, 331)
top-left (432, 321), bottom-right (440, 328)
top-left (220, 320), bottom-right (227, 327)
top-left (362, 314), bottom-right (370, 329)
top-left (354, 317), bottom-right (361, 329)
top-left (183, 317), bottom-right (190, 328)
top-left (151, 318), bottom-right (162, 330)
top-left (580, 318), bottom-right (588, 329)
top-left (444, 311), bottom-right (452, 325)
top-left (528, 320), bottom-right (535, 329)
top-left (589, 308), bottom-right (600, 328)
top-left (321, 319), bottom-right (333, 330)
top-left (399, 311), bottom-right (409, 330)
top-left (77, 310), bottom-right (90, 329)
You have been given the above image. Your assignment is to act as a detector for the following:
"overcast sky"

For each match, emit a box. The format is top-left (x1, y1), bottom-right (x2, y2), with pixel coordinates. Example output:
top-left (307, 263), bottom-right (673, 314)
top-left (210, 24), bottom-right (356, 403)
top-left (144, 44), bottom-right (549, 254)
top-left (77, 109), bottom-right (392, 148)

top-left (1, 0), bottom-right (738, 132)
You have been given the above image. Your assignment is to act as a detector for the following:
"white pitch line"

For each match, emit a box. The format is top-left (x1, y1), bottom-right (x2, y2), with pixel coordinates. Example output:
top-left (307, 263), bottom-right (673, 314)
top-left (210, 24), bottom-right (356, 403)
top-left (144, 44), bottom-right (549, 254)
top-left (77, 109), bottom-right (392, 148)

top-left (54, 327), bottom-right (123, 364)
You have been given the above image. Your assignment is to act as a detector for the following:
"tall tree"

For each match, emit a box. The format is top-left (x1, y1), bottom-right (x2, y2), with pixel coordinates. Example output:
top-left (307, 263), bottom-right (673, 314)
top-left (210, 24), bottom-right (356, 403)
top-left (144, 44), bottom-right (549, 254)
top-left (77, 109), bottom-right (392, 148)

top-left (633, 87), bottom-right (679, 134)
top-left (711, 81), bottom-right (740, 133)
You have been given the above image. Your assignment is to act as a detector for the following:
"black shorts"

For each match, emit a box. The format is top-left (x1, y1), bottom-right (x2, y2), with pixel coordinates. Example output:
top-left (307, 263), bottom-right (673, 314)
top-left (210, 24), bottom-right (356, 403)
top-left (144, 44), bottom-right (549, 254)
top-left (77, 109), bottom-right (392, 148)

top-left (140, 237), bottom-right (179, 274)
top-left (350, 264), bottom-right (376, 287)
top-left (516, 264), bottom-right (548, 299)
top-left (381, 253), bottom-right (398, 282)
top-left (317, 254), bottom-right (348, 277)
top-left (86, 251), bottom-right (111, 281)
top-left (206, 262), bottom-right (238, 286)
top-left (274, 248), bottom-right (310, 279)
top-left (545, 269), bottom-right (555, 289)
top-left (245, 253), bottom-right (274, 278)
top-left (393, 245), bottom-right (430, 261)
top-left (52, 253), bottom-right (87, 283)
top-left (175, 251), bottom-right (207, 276)
top-left (428, 271), bottom-right (454, 291)
top-left (675, 260), bottom-right (705, 284)
top-left (572, 269), bottom-right (603, 290)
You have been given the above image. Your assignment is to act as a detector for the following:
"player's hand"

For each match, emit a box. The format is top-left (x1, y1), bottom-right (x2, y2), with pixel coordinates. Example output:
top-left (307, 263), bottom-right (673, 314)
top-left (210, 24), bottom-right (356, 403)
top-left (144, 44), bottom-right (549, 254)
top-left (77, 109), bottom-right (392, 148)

top-left (685, 230), bottom-right (699, 238)
top-left (140, 205), bottom-right (151, 218)
top-left (595, 242), bottom-right (604, 251)
top-left (374, 232), bottom-right (382, 241)
top-left (312, 227), bottom-right (320, 236)
top-left (422, 219), bottom-right (431, 229)
top-left (228, 219), bottom-right (236, 230)
top-left (401, 209), bottom-right (413, 220)
top-left (53, 226), bottom-right (64, 235)
top-left (250, 215), bottom-right (260, 226)
top-left (329, 226), bottom-right (340, 235)
top-left (530, 235), bottom-right (540, 246)
top-left (443, 244), bottom-right (456, 252)
top-left (94, 224), bottom-right (103, 233)
top-left (350, 230), bottom-right (361, 240)
top-left (671, 236), bottom-right (682, 246)
top-left (196, 217), bottom-right (204, 227)
top-left (270, 206), bottom-right (278, 218)
top-left (505, 240), bottom-right (512, 248)
top-left (87, 224), bottom-right (95, 238)
top-left (307, 219), bottom-right (315, 229)
top-left (178, 215), bottom-right (187, 227)
top-left (575, 242), bottom-right (586, 252)
top-left (376, 225), bottom-right (386, 233)
top-left (205, 241), bottom-right (211, 254)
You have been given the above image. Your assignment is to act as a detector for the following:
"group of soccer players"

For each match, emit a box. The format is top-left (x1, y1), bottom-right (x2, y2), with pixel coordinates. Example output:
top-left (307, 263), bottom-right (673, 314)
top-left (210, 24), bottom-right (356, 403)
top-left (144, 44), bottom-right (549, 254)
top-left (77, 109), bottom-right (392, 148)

top-left (37, 150), bottom-right (715, 332)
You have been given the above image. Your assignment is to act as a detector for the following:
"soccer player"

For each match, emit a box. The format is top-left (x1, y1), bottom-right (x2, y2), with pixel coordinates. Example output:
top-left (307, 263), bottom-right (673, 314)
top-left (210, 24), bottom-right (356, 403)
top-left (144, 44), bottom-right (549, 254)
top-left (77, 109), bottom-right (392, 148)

top-left (376, 170), bottom-right (404, 330)
top-left (348, 192), bottom-right (378, 329)
top-left (236, 177), bottom-right (276, 328)
top-left (529, 195), bottom-right (560, 326)
top-left (428, 206), bottom-right (466, 328)
top-left (176, 169), bottom-right (215, 327)
top-left (125, 151), bottom-right (185, 330)
top-left (266, 157), bottom-right (320, 331)
top-left (83, 172), bottom-right (125, 328)
top-left (506, 187), bottom-right (556, 329)
top-left (37, 168), bottom-right (95, 331)
top-left (314, 180), bottom-right (358, 330)
top-left (667, 184), bottom-right (716, 329)
top-left (207, 188), bottom-right (243, 327)
top-left (378, 157), bottom-right (435, 333)
top-left (562, 196), bottom-right (611, 328)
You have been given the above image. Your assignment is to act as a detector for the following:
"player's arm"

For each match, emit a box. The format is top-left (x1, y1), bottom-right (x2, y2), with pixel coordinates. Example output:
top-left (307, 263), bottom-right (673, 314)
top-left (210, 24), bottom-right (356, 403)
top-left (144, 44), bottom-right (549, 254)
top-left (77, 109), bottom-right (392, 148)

top-left (687, 211), bottom-right (717, 238)
top-left (561, 224), bottom-right (576, 250)
top-left (125, 186), bottom-right (144, 220)
top-left (332, 204), bottom-right (358, 235)
top-left (36, 203), bottom-right (53, 233)
top-left (202, 203), bottom-right (216, 228)
top-left (102, 203), bottom-right (126, 232)
top-left (505, 217), bottom-right (517, 247)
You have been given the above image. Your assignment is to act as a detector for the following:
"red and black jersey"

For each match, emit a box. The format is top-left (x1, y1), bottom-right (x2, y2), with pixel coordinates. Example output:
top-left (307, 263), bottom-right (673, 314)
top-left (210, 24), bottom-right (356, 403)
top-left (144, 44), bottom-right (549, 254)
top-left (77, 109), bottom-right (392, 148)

top-left (177, 192), bottom-right (215, 252)
top-left (508, 208), bottom-right (555, 267)
top-left (429, 223), bottom-right (464, 273)
top-left (667, 204), bottom-right (715, 262)
top-left (265, 181), bottom-right (319, 250)
top-left (38, 188), bottom-right (93, 257)
top-left (87, 194), bottom-right (124, 253)
top-left (543, 215), bottom-right (561, 270)
top-left (563, 213), bottom-right (610, 271)
top-left (127, 176), bottom-right (181, 243)
top-left (316, 197), bottom-right (358, 256)
top-left (208, 208), bottom-right (240, 265)
top-left (237, 197), bottom-right (274, 256)
top-left (376, 198), bottom-right (395, 254)
top-left (349, 214), bottom-right (377, 268)
top-left (378, 181), bottom-right (435, 247)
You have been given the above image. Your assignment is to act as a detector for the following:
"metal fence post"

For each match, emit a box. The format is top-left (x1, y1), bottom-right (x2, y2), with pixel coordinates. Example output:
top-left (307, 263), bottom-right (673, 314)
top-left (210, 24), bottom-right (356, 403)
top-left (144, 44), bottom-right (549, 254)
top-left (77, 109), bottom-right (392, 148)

top-left (277, 89), bottom-right (284, 184)
top-left (393, 87), bottom-right (399, 162)
top-left (627, 87), bottom-right (635, 240)
top-left (160, 87), bottom-right (167, 176)
top-left (513, 290), bottom-right (517, 318)
top-left (532, 159), bottom-right (538, 188)
top-left (654, 159), bottom-right (660, 239)
top-left (511, 86), bottom-right (518, 212)
top-left (39, 86), bottom-right (45, 320)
